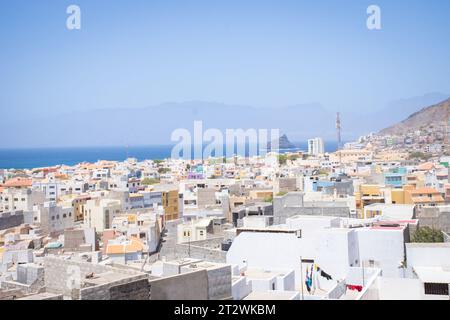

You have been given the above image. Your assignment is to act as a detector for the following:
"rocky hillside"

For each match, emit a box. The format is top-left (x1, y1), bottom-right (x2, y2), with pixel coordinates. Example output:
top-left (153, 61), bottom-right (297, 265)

top-left (379, 98), bottom-right (449, 135)
top-left (267, 134), bottom-right (297, 150)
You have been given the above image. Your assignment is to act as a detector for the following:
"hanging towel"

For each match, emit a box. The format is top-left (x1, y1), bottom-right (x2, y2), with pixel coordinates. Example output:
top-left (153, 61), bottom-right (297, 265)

top-left (346, 285), bottom-right (363, 292)
top-left (320, 270), bottom-right (333, 281)
top-left (305, 266), bottom-right (312, 293)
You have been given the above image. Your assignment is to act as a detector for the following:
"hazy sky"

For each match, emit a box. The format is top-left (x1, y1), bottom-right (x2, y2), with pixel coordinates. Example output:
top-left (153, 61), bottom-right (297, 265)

top-left (1, 0), bottom-right (450, 117)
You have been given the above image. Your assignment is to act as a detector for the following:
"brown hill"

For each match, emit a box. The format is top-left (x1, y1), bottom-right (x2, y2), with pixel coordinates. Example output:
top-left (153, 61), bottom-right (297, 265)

top-left (379, 98), bottom-right (450, 135)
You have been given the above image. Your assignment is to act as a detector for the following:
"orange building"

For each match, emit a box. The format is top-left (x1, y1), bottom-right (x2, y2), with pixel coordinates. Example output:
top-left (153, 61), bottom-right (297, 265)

top-left (405, 187), bottom-right (445, 208)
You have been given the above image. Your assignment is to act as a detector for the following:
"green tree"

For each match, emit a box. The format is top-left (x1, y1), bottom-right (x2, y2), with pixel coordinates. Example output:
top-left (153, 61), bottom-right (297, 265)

top-left (278, 154), bottom-right (287, 165)
top-left (412, 226), bottom-right (444, 243)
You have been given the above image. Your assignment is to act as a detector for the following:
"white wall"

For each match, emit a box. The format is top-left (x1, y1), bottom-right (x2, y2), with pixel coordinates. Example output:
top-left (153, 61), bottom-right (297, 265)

top-left (356, 228), bottom-right (406, 278)
top-left (405, 243), bottom-right (450, 276)
top-left (227, 229), bottom-right (358, 288)
top-left (232, 276), bottom-right (252, 300)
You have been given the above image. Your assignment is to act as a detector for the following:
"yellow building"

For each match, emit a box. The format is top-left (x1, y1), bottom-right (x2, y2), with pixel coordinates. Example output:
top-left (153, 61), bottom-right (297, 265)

top-left (391, 189), bottom-right (406, 204)
top-left (162, 189), bottom-right (180, 222)
top-left (355, 185), bottom-right (385, 212)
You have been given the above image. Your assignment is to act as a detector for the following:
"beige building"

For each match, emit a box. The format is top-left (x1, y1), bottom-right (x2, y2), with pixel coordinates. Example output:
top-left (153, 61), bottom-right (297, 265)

top-left (330, 149), bottom-right (373, 164)
top-left (84, 198), bottom-right (122, 232)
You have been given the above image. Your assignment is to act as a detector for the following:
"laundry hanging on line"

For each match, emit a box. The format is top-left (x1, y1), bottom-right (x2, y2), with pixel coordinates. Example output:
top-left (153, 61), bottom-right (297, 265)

top-left (346, 284), bottom-right (363, 292)
top-left (316, 266), bottom-right (333, 280)
top-left (305, 265), bottom-right (312, 293)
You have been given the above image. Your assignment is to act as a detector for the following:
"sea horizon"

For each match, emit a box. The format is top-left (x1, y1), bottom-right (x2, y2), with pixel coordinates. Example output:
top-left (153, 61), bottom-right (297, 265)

top-left (0, 141), bottom-right (342, 170)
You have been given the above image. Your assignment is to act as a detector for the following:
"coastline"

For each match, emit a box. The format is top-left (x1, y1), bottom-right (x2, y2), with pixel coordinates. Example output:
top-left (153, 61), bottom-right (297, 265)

top-left (0, 142), bottom-right (341, 170)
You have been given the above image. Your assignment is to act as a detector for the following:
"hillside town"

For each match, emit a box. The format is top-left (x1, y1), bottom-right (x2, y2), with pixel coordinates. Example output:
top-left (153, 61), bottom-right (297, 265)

top-left (1, 133), bottom-right (449, 300)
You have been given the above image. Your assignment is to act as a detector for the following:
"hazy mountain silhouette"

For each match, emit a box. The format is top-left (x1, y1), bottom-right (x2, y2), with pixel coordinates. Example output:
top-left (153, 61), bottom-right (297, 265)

top-left (1, 93), bottom-right (448, 148)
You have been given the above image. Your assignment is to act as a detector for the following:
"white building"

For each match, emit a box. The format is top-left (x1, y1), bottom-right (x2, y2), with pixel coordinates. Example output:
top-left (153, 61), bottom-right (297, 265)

top-left (0, 188), bottom-right (45, 213)
top-left (308, 137), bottom-right (325, 156)
top-left (177, 218), bottom-right (213, 244)
top-left (32, 202), bottom-right (74, 234)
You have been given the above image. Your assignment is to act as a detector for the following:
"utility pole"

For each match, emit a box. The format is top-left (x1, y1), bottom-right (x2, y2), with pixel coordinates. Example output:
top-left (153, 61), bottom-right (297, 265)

top-left (300, 257), bottom-right (304, 300)
top-left (188, 233), bottom-right (191, 257)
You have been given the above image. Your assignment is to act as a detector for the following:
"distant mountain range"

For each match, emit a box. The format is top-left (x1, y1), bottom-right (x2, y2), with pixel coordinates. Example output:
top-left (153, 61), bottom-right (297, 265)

top-left (1, 93), bottom-right (448, 148)
top-left (379, 97), bottom-right (450, 136)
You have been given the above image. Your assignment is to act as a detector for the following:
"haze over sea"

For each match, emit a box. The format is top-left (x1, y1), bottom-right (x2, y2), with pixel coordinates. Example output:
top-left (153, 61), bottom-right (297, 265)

top-left (0, 142), bottom-right (340, 170)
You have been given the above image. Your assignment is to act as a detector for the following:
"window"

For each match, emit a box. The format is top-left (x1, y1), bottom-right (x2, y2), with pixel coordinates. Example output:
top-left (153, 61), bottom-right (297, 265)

top-left (424, 283), bottom-right (449, 296)
top-left (63, 214), bottom-right (67, 218)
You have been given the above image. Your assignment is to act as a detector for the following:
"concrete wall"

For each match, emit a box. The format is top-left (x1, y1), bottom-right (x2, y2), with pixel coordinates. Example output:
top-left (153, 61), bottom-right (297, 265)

top-left (197, 188), bottom-right (216, 208)
top-left (417, 206), bottom-right (450, 233)
top-left (273, 193), bottom-right (349, 224)
top-left (149, 270), bottom-right (209, 300)
top-left (0, 211), bottom-right (24, 230)
top-left (327, 281), bottom-right (347, 299)
top-left (162, 237), bottom-right (227, 263)
top-left (17, 263), bottom-right (45, 286)
top-left (43, 256), bottom-right (145, 298)
top-left (204, 265), bottom-right (233, 300)
top-left (80, 277), bottom-right (149, 300)
top-left (64, 229), bottom-right (86, 250)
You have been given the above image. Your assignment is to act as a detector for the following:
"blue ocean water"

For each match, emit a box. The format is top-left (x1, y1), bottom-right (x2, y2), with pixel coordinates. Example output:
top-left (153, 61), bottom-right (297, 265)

top-left (0, 142), bottom-right (339, 169)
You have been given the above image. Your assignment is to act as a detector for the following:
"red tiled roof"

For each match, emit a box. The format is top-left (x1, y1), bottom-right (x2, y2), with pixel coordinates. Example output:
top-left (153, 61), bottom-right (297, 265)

top-left (410, 188), bottom-right (440, 195)
top-left (417, 162), bottom-right (434, 171)
top-left (3, 178), bottom-right (32, 188)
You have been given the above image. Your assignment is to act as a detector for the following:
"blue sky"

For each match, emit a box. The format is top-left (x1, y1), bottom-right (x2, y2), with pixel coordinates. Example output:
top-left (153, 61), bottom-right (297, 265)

top-left (1, 0), bottom-right (450, 118)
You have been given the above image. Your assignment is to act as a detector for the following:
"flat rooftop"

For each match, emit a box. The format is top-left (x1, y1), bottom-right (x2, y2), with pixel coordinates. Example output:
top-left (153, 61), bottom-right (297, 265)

top-left (414, 266), bottom-right (450, 283)
top-left (244, 269), bottom-right (283, 280)
top-left (244, 290), bottom-right (299, 300)
top-left (17, 292), bottom-right (62, 300)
